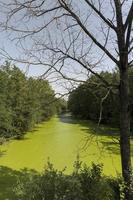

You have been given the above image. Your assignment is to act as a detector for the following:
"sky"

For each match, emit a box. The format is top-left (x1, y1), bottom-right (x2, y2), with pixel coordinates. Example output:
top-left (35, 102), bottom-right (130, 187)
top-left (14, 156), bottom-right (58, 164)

top-left (0, 0), bottom-right (132, 96)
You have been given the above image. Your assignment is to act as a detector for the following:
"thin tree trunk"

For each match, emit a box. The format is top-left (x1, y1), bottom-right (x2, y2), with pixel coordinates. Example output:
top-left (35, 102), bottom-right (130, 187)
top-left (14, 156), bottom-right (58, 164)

top-left (119, 66), bottom-right (132, 200)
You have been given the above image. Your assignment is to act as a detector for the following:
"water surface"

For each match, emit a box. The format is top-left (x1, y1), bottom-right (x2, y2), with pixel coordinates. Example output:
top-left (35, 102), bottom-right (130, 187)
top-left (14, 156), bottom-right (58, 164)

top-left (0, 114), bottom-right (124, 176)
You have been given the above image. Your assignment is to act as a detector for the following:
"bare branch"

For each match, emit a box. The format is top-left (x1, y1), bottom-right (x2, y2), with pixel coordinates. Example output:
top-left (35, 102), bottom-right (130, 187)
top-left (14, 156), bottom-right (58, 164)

top-left (98, 88), bottom-right (111, 126)
top-left (58, 0), bottom-right (118, 64)
top-left (84, 0), bottom-right (116, 31)
top-left (124, 2), bottom-right (133, 31)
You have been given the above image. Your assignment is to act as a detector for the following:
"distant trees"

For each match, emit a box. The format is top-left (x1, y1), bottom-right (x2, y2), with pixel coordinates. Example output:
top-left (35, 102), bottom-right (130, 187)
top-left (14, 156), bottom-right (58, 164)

top-left (0, 62), bottom-right (57, 139)
top-left (55, 98), bottom-right (67, 115)
top-left (68, 70), bottom-right (133, 128)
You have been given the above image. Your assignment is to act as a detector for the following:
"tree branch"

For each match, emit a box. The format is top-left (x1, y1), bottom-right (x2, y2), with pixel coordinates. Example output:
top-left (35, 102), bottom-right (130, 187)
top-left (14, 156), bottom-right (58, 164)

top-left (58, 0), bottom-right (118, 65)
top-left (124, 2), bottom-right (133, 31)
top-left (84, 0), bottom-right (116, 31)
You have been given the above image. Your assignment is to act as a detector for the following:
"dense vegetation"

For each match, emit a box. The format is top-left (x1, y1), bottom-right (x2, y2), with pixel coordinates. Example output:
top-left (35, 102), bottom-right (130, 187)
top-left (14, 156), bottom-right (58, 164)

top-left (13, 161), bottom-right (121, 200)
top-left (0, 62), bottom-right (61, 139)
top-left (68, 70), bottom-right (133, 127)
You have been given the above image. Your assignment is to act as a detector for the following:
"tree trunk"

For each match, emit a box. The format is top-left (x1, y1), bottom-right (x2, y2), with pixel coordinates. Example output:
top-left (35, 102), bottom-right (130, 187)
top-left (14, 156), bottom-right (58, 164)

top-left (119, 66), bottom-right (132, 200)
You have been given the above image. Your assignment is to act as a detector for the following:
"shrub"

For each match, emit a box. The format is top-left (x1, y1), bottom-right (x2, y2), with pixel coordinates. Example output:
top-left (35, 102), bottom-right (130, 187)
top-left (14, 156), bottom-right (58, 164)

top-left (14, 162), bottom-right (119, 200)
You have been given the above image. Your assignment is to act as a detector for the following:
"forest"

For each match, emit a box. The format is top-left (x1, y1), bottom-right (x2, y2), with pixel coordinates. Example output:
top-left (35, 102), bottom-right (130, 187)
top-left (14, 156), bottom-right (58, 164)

top-left (0, 64), bottom-right (132, 200)
top-left (68, 70), bottom-right (133, 128)
top-left (0, 62), bottom-right (65, 140)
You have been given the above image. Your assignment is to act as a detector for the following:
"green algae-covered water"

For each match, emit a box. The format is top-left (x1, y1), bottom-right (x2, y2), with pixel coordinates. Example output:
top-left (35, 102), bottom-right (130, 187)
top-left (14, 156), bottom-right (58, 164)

top-left (0, 114), bottom-right (130, 177)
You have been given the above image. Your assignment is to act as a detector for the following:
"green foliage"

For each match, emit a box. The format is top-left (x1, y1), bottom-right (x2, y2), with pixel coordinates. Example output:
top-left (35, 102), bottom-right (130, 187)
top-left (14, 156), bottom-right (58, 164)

top-left (0, 62), bottom-right (57, 139)
top-left (55, 98), bottom-right (67, 114)
top-left (68, 69), bottom-right (133, 128)
top-left (68, 71), bottom-right (120, 126)
top-left (14, 162), bottom-right (118, 200)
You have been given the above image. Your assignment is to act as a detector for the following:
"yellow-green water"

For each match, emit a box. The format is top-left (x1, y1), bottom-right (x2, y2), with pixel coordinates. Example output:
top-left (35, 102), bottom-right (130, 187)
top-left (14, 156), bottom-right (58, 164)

top-left (0, 114), bottom-right (127, 177)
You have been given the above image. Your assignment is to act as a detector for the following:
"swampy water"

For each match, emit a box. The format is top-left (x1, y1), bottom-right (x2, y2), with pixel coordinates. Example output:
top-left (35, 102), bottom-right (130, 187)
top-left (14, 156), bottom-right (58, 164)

top-left (0, 114), bottom-right (129, 176)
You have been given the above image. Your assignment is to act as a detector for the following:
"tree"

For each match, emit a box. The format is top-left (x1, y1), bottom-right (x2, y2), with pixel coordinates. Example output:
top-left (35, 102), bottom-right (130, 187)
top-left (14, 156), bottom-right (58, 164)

top-left (0, 62), bottom-right (57, 139)
top-left (0, 0), bottom-right (132, 199)
top-left (55, 98), bottom-right (67, 114)
top-left (0, 67), bottom-right (13, 137)
top-left (68, 71), bottom-right (120, 125)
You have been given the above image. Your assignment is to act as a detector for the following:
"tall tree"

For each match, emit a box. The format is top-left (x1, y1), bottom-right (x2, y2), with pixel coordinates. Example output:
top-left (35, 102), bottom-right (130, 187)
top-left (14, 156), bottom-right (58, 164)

top-left (0, 62), bottom-right (56, 139)
top-left (68, 71), bottom-right (120, 125)
top-left (0, 1), bottom-right (132, 199)
top-left (0, 66), bottom-right (13, 137)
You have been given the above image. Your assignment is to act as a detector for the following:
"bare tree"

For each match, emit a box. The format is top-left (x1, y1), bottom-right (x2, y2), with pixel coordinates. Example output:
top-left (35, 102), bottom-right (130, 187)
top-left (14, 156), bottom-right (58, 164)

top-left (0, 0), bottom-right (132, 199)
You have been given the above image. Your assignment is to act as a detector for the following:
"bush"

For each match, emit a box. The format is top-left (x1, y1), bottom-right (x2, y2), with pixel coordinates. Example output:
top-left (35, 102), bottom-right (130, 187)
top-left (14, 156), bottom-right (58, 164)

top-left (14, 161), bottom-right (119, 200)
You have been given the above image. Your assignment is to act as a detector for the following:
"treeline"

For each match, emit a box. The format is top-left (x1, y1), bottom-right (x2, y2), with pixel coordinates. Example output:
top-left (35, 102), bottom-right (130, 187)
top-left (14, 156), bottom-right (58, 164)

top-left (68, 70), bottom-right (133, 127)
top-left (0, 63), bottom-right (63, 139)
